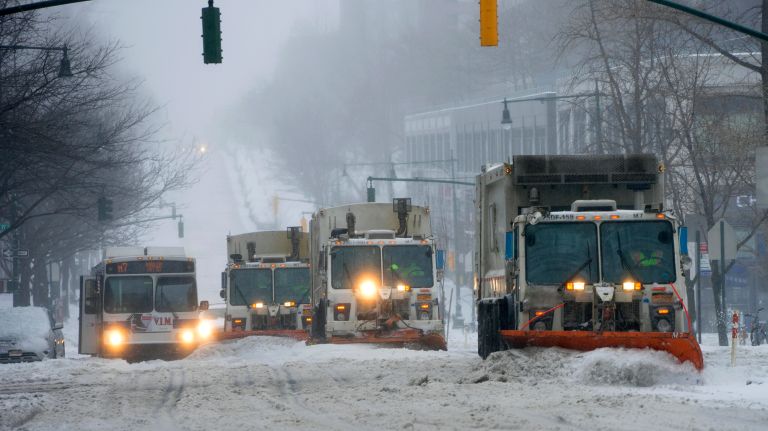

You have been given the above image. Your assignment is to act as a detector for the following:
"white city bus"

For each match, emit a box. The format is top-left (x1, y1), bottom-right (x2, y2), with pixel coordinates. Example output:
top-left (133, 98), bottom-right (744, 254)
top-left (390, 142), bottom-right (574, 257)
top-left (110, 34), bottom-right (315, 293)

top-left (79, 247), bottom-right (212, 360)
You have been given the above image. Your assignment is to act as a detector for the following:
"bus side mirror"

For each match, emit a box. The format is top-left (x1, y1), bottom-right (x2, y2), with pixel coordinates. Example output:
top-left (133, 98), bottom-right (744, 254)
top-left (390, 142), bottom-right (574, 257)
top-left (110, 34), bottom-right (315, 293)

top-left (199, 300), bottom-right (209, 311)
top-left (436, 250), bottom-right (445, 270)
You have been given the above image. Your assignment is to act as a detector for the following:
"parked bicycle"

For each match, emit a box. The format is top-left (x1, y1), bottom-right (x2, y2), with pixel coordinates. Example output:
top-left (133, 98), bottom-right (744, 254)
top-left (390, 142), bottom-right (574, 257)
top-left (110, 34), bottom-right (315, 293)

top-left (745, 308), bottom-right (767, 346)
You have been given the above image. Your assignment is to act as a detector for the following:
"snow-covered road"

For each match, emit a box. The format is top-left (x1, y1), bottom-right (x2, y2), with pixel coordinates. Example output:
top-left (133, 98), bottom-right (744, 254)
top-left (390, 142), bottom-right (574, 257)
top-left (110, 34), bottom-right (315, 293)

top-left (1, 334), bottom-right (767, 431)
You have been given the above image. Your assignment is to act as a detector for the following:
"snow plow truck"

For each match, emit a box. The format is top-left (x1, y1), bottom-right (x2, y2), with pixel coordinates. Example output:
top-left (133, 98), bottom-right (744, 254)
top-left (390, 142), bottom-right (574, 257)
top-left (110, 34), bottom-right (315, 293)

top-left (475, 154), bottom-right (703, 370)
top-left (309, 199), bottom-right (446, 350)
top-left (219, 227), bottom-right (312, 340)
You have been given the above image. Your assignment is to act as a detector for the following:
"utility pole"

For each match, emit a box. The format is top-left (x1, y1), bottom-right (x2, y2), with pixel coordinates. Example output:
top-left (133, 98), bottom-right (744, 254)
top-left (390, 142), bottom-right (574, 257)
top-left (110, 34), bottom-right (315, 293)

top-left (450, 149), bottom-right (464, 329)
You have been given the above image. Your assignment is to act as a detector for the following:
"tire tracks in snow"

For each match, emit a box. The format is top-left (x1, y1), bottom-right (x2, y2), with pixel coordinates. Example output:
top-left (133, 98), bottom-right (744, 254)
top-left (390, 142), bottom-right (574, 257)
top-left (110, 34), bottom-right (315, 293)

top-left (267, 363), bottom-right (356, 431)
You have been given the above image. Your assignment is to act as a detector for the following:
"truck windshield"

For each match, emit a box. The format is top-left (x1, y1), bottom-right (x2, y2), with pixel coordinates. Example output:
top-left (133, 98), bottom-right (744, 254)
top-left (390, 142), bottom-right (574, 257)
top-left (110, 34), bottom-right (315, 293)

top-left (230, 269), bottom-right (272, 305)
top-left (330, 246), bottom-right (381, 290)
top-left (274, 268), bottom-right (311, 304)
top-left (104, 276), bottom-right (153, 313)
top-left (155, 276), bottom-right (197, 312)
top-left (600, 221), bottom-right (676, 284)
top-left (524, 222), bottom-right (599, 285)
top-left (383, 245), bottom-right (434, 288)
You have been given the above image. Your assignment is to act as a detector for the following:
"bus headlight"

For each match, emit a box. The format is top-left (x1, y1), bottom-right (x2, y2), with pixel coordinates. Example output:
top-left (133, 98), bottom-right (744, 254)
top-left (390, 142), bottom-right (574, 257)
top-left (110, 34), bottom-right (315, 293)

top-left (105, 328), bottom-right (125, 347)
top-left (180, 329), bottom-right (195, 344)
top-left (197, 320), bottom-right (213, 340)
top-left (358, 280), bottom-right (378, 299)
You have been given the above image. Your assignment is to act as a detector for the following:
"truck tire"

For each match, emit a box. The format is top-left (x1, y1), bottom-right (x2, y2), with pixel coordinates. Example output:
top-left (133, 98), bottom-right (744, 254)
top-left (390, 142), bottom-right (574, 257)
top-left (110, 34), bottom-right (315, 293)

top-left (311, 298), bottom-right (327, 342)
top-left (478, 300), bottom-right (502, 359)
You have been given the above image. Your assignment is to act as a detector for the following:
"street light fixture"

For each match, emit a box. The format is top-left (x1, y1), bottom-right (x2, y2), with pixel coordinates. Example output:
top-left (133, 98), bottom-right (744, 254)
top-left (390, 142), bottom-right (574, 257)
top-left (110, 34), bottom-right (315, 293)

top-left (0, 44), bottom-right (74, 78)
top-left (58, 46), bottom-right (72, 78)
top-left (501, 98), bottom-right (512, 130)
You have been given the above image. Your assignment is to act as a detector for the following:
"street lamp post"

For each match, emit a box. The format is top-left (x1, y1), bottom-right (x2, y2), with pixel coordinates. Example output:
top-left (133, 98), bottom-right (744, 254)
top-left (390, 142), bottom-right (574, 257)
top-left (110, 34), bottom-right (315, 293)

top-left (0, 45), bottom-right (74, 78)
top-left (499, 88), bottom-right (603, 153)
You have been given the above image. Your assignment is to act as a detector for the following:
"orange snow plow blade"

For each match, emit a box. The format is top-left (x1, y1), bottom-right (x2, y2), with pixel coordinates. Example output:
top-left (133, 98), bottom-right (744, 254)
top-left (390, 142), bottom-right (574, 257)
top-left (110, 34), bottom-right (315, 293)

top-left (324, 329), bottom-right (447, 351)
top-left (500, 330), bottom-right (704, 370)
top-left (216, 329), bottom-right (309, 342)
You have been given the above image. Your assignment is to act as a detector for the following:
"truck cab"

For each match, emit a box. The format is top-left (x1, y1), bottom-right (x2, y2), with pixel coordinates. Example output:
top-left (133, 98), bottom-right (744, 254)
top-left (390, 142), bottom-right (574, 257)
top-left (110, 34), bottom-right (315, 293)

top-left (311, 199), bottom-right (446, 349)
top-left (221, 228), bottom-right (312, 333)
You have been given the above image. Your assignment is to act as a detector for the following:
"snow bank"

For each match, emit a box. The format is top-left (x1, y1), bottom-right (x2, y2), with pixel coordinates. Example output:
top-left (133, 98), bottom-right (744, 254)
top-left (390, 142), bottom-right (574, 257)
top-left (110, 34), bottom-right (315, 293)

top-left (0, 306), bottom-right (50, 352)
top-left (465, 346), bottom-right (699, 387)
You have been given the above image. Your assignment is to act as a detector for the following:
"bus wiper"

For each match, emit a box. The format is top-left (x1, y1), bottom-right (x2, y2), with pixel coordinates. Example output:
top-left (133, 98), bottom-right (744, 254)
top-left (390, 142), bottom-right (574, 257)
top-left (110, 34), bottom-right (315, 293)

top-left (158, 286), bottom-right (178, 319)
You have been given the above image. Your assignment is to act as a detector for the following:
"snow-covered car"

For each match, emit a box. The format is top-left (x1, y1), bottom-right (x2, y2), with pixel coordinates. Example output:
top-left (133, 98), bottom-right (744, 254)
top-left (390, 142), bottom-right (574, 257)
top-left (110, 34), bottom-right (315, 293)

top-left (0, 306), bottom-right (65, 363)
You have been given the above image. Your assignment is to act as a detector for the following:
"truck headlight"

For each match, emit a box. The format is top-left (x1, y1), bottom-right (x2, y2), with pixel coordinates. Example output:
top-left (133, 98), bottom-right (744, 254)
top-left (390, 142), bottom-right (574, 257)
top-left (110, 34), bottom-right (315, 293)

top-left (283, 301), bottom-right (296, 307)
top-left (396, 284), bottom-right (411, 292)
top-left (358, 280), bottom-right (378, 299)
top-left (623, 280), bottom-right (642, 291)
top-left (566, 280), bottom-right (585, 291)
top-left (334, 303), bottom-right (350, 321)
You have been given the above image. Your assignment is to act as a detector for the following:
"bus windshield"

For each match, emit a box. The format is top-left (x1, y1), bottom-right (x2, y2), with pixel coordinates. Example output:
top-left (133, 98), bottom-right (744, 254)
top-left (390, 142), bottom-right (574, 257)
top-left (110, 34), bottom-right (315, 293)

top-left (104, 276), bottom-right (153, 313)
top-left (330, 246), bottom-right (381, 290)
top-left (274, 268), bottom-right (311, 304)
top-left (155, 276), bottom-right (197, 312)
top-left (600, 221), bottom-right (676, 284)
top-left (524, 222), bottom-right (599, 285)
top-left (230, 269), bottom-right (272, 305)
top-left (383, 245), bottom-right (434, 288)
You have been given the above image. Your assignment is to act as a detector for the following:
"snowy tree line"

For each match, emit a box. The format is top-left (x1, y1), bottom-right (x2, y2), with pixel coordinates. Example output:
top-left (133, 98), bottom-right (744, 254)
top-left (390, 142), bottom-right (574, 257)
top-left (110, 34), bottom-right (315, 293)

top-left (0, 4), bottom-right (195, 310)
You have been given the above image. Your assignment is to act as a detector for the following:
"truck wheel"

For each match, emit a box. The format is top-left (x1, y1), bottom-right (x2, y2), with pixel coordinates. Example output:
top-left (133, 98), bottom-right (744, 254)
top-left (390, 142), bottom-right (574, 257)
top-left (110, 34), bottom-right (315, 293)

top-left (311, 299), bottom-right (327, 342)
top-left (478, 300), bottom-right (502, 359)
top-left (478, 301), bottom-right (487, 359)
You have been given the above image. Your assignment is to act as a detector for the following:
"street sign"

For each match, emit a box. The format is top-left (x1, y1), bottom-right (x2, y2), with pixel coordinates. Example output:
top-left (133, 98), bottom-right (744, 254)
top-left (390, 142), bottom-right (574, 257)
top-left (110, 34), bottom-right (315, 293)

top-left (708, 219), bottom-right (737, 263)
top-left (0, 223), bottom-right (9, 231)
top-left (757, 147), bottom-right (768, 209)
top-left (699, 242), bottom-right (711, 276)
top-left (1, 249), bottom-right (29, 258)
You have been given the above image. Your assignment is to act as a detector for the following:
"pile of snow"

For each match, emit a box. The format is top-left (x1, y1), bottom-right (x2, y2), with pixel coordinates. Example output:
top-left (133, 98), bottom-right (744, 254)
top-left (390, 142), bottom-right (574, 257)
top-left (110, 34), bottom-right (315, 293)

top-left (0, 306), bottom-right (51, 352)
top-left (465, 346), bottom-right (699, 387)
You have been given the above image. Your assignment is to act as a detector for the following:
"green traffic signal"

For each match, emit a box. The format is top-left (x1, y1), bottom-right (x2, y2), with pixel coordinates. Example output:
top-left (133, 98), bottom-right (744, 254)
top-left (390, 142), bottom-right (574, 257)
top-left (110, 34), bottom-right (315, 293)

top-left (201, 1), bottom-right (222, 64)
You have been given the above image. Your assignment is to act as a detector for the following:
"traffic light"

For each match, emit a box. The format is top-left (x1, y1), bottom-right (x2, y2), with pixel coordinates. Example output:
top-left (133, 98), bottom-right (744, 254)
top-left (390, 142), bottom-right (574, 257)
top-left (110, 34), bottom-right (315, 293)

top-left (367, 186), bottom-right (375, 202)
top-left (178, 218), bottom-right (185, 238)
top-left (201, 0), bottom-right (222, 64)
top-left (479, 0), bottom-right (498, 47)
top-left (97, 197), bottom-right (113, 222)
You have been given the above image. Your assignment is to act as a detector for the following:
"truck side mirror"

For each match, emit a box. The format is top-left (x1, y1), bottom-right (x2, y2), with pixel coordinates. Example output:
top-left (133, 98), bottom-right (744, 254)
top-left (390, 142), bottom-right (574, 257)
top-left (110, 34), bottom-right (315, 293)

top-left (505, 229), bottom-right (517, 260)
top-left (221, 271), bottom-right (227, 290)
top-left (219, 289), bottom-right (226, 300)
top-left (679, 227), bottom-right (688, 255)
top-left (436, 250), bottom-right (445, 270)
top-left (199, 300), bottom-right (209, 311)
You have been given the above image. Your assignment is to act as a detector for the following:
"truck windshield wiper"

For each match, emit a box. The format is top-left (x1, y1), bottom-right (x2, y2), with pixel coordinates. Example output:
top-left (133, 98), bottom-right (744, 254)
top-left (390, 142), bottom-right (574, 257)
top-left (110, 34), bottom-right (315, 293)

top-left (560, 257), bottom-right (593, 289)
top-left (616, 232), bottom-right (642, 282)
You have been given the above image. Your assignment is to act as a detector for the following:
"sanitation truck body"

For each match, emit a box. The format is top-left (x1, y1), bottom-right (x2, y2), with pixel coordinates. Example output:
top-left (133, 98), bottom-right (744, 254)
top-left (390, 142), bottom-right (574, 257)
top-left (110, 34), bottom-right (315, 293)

top-left (220, 228), bottom-right (311, 339)
top-left (475, 155), bottom-right (703, 369)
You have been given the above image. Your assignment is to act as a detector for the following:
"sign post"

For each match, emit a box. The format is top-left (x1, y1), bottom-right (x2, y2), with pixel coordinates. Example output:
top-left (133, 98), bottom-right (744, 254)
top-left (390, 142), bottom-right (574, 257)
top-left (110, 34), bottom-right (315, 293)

top-left (708, 219), bottom-right (737, 308)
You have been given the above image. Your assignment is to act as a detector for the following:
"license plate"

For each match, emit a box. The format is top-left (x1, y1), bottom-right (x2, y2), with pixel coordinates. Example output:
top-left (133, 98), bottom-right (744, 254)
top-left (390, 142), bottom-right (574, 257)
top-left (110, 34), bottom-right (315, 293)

top-left (8, 349), bottom-right (22, 357)
top-left (302, 309), bottom-right (312, 316)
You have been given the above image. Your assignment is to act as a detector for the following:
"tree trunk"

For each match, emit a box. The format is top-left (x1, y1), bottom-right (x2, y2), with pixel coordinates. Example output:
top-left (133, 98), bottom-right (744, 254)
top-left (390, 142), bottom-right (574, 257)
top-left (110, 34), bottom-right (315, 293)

top-left (60, 257), bottom-right (72, 319)
top-left (710, 264), bottom-right (729, 346)
top-left (763, 0), bottom-right (768, 137)
top-left (31, 256), bottom-right (49, 308)
top-left (17, 258), bottom-right (32, 306)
